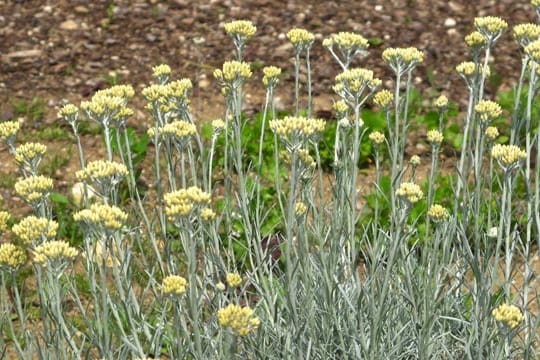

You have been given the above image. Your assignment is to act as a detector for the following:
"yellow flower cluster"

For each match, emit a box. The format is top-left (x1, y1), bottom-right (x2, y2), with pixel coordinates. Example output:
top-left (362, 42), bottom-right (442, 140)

top-left (335, 68), bottom-right (378, 93)
top-left (211, 119), bottom-right (226, 133)
top-left (164, 187), bottom-right (211, 219)
top-left (152, 64), bottom-right (172, 78)
top-left (74, 203), bottom-right (128, 231)
top-left (76, 160), bottom-right (128, 183)
top-left (0, 211), bottom-right (10, 233)
top-left (33, 240), bottom-right (78, 267)
top-left (491, 144), bottom-right (526, 168)
top-left (200, 207), bottom-right (216, 221)
top-left (324, 32), bottom-right (369, 51)
top-left (533, 0), bottom-right (540, 6)
top-left (218, 304), bottom-right (260, 336)
top-left (15, 142), bottom-right (47, 165)
top-left (410, 155), bottom-right (421, 166)
top-left (382, 47), bottom-right (424, 72)
top-left (0, 243), bottom-right (26, 270)
top-left (333, 100), bottom-right (349, 116)
top-left (474, 16), bottom-right (508, 40)
top-left (81, 93), bottom-right (124, 118)
top-left (162, 275), bottom-right (188, 296)
top-left (513, 23), bottom-right (540, 47)
top-left (58, 104), bottom-right (79, 122)
top-left (214, 61), bottom-right (252, 83)
top-left (287, 28), bottom-right (315, 48)
top-left (492, 304), bottom-right (524, 329)
top-left (373, 89), bottom-right (394, 108)
top-left (13, 216), bottom-right (58, 245)
top-left (396, 182), bottom-right (424, 204)
top-left (281, 148), bottom-right (316, 169)
top-left (427, 204), bottom-right (450, 223)
top-left (148, 120), bottom-right (197, 141)
top-left (84, 242), bottom-right (120, 268)
top-left (142, 84), bottom-right (169, 102)
top-left (369, 131), bottom-right (385, 145)
top-left (270, 116), bottom-right (325, 148)
top-left (475, 100), bottom-right (502, 123)
top-left (485, 126), bottom-right (499, 140)
top-left (456, 61), bottom-right (490, 77)
top-left (224, 20), bottom-right (257, 39)
top-left (295, 201), bottom-right (307, 216)
top-left (96, 85), bottom-right (135, 102)
top-left (465, 31), bottom-right (486, 48)
top-left (525, 39), bottom-right (540, 63)
top-left (14, 175), bottom-right (54, 203)
top-left (434, 95), bottom-right (449, 109)
top-left (167, 79), bottom-right (193, 99)
top-left (226, 272), bottom-right (243, 287)
top-left (427, 130), bottom-right (444, 145)
top-left (262, 66), bottom-right (282, 88)
top-left (0, 120), bottom-right (20, 142)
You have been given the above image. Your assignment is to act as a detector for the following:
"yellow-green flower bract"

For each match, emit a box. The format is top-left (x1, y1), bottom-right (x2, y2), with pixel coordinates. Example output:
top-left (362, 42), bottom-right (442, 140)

top-left (373, 89), bottom-right (394, 108)
top-left (475, 100), bottom-right (502, 123)
top-left (396, 182), bottom-right (424, 204)
top-left (152, 64), bottom-right (172, 78)
top-left (162, 275), bottom-right (188, 296)
top-left (0, 211), bottom-right (10, 233)
top-left (513, 23), bottom-right (540, 47)
top-left (14, 175), bottom-right (54, 203)
top-left (434, 95), bottom-right (449, 109)
top-left (287, 28), bottom-right (315, 48)
top-left (164, 187), bottom-right (211, 219)
top-left (0, 120), bottom-right (20, 141)
top-left (427, 130), bottom-right (444, 145)
top-left (73, 203), bottom-right (128, 231)
top-left (465, 31), bottom-right (487, 48)
top-left (14, 142), bottom-right (47, 165)
top-left (226, 273), bottom-right (243, 287)
top-left (325, 32), bottom-right (369, 51)
top-left (485, 126), bottom-right (499, 140)
top-left (270, 116), bottom-right (325, 148)
top-left (525, 39), bottom-right (540, 63)
top-left (492, 304), bottom-right (524, 329)
top-left (427, 204), bottom-right (450, 223)
top-left (262, 66), bottom-right (282, 87)
top-left (33, 240), bottom-right (78, 267)
top-left (0, 243), bottom-right (26, 270)
top-left (148, 121), bottom-right (197, 141)
top-left (217, 304), bottom-right (260, 336)
top-left (224, 20), bottom-right (257, 39)
top-left (491, 144), bottom-right (526, 168)
top-left (382, 47), bottom-right (424, 72)
top-left (76, 160), bottom-right (128, 183)
top-left (474, 16), bottom-right (508, 41)
top-left (13, 216), bottom-right (58, 245)
top-left (369, 131), bottom-right (385, 145)
top-left (214, 61), bottom-right (252, 83)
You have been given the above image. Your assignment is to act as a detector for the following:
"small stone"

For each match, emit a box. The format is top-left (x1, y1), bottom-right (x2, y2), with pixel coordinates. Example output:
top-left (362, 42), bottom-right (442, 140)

top-left (198, 78), bottom-right (210, 89)
top-left (74, 6), bottom-right (89, 14)
top-left (5, 49), bottom-right (42, 59)
top-left (444, 18), bottom-right (456, 27)
top-left (60, 20), bottom-right (79, 30)
top-left (374, 4), bottom-right (383, 11)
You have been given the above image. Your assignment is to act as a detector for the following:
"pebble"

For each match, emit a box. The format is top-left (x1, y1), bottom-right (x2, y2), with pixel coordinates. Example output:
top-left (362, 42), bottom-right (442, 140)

top-left (444, 18), bottom-right (456, 27)
top-left (5, 49), bottom-right (42, 59)
top-left (74, 6), bottom-right (89, 14)
top-left (60, 20), bottom-right (79, 30)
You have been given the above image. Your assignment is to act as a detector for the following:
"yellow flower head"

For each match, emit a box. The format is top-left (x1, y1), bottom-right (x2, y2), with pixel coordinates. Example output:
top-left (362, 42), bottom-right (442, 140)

top-left (76, 160), bottom-right (128, 185)
top-left (369, 131), bottom-right (385, 145)
top-left (33, 240), bottom-right (78, 267)
top-left (164, 187), bottom-right (211, 220)
top-left (475, 100), bottom-right (502, 123)
top-left (262, 66), bottom-right (282, 88)
top-left (513, 23), bottom-right (540, 47)
top-left (373, 89), bottom-right (394, 109)
top-left (326, 32), bottom-right (369, 51)
top-left (15, 142), bottom-right (47, 168)
top-left (270, 116), bottom-right (325, 151)
top-left (434, 95), bottom-right (449, 110)
top-left (485, 126), bottom-right (499, 141)
top-left (224, 20), bottom-right (257, 40)
top-left (410, 155), bottom-right (421, 166)
top-left (214, 61), bottom-right (252, 84)
top-left (427, 204), bottom-right (450, 223)
top-left (396, 182), bottom-right (424, 204)
top-left (74, 203), bottom-right (128, 231)
top-left (58, 104), bottom-right (79, 123)
top-left (0, 120), bottom-right (20, 143)
top-left (152, 64), bottom-right (172, 80)
top-left (0, 211), bottom-right (10, 233)
top-left (0, 243), bottom-right (26, 270)
top-left (474, 16), bottom-right (508, 41)
top-left (163, 275), bottom-right (188, 296)
top-left (226, 273), bottom-right (243, 288)
top-left (13, 216), bottom-right (58, 245)
top-left (287, 28), bottom-right (315, 50)
top-left (382, 47), bottom-right (424, 74)
top-left (218, 304), bottom-right (260, 336)
top-left (427, 130), bottom-right (444, 145)
top-left (525, 39), bottom-right (540, 63)
top-left (492, 303), bottom-right (524, 329)
top-left (491, 144), bottom-right (526, 169)
top-left (465, 31), bottom-right (487, 49)
top-left (295, 201), bottom-right (307, 216)
top-left (14, 175), bottom-right (54, 203)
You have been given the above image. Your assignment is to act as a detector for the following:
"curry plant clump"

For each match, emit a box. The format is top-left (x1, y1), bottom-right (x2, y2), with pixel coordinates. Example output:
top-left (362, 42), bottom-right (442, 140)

top-left (1, 7), bottom-right (540, 360)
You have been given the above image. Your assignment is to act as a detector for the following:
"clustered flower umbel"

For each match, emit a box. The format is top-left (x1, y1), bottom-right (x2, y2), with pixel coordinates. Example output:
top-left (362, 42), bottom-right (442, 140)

top-left (333, 68), bottom-right (381, 106)
top-left (0, 243), bottom-right (26, 270)
top-left (492, 303), bottom-right (524, 329)
top-left (211, 119), bottom-right (226, 135)
top-left (369, 131), bottom-right (385, 146)
top-left (465, 31), bottom-right (487, 54)
top-left (382, 47), bottom-right (424, 75)
top-left (525, 38), bottom-right (540, 64)
top-left (0, 211), bottom-right (10, 233)
top-left (427, 204), bottom-right (450, 223)
top-left (475, 100), bottom-right (502, 125)
top-left (373, 89), bottom-right (394, 109)
top-left (226, 272), bottom-right (243, 288)
top-left (485, 126), bottom-right (499, 141)
top-left (164, 186), bottom-right (212, 220)
top-left (14, 175), bottom-right (54, 203)
top-left (152, 64), bottom-right (172, 84)
top-left (434, 95), bottom-right (448, 110)
top-left (474, 16), bottom-right (508, 44)
top-left (81, 85), bottom-right (134, 127)
top-left (270, 116), bottom-right (325, 152)
top-left (214, 60), bottom-right (252, 95)
top-left (76, 160), bottom-right (128, 194)
top-left (396, 182), bottom-right (424, 204)
top-left (513, 23), bottom-right (540, 48)
top-left (224, 20), bottom-right (257, 56)
top-left (323, 32), bottom-right (369, 69)
top-left (58, 103), bottom-right (79, 124)
top-left (491, 144), bottom-right (527, 171)
top-left (456, 61), bottom-right (490, 88)
top-left (262, 66), bottom-right (282, 89)
top-left (74, 203), bottom-right (128, 232)
top-left (217, 304), bottom-right (260, 336)
top-left (0, 120), bottom-right (20, 148)
top-left (33, 240), bottom-right (78, 268)
top-left (287, 28), bottom-right (315, 52)
top-left (427, 130), bottom-right (444, 146)
top-left (13, 216), bottom-right (58, 245)
top-left (148, 120), bottom-right (197, 148)
top-left (15, 142), bottom-right (47, 171)
top-left (162, 275), bottom-right (188, 296)
top-left (295, 201), bottom-right (307, 216)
